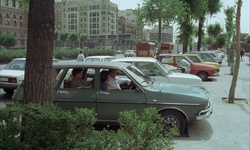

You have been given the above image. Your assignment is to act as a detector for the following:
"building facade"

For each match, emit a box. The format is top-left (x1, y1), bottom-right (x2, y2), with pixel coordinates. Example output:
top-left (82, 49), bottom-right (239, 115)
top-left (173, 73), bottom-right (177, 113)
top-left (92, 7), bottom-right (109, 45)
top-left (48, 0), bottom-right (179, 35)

top-left (55, 0), bottom-right (139, 49)
top-left (145, 25), bottom-right (173, 43)
top-left (56, 0), bottom-right (119, 48)
top-left (0, 0), bottom-right (28, 49)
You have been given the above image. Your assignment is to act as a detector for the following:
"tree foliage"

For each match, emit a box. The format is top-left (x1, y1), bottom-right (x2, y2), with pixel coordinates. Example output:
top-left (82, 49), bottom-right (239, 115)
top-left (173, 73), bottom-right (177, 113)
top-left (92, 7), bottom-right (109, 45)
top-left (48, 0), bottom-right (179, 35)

top-left (196, 0), bottom-right (222, 51)
top-left (137, 0), bottom-right (187, 43)
top-left (177, 0), bottom-right (208, 53)
top-left (0, 34), bottom-right (16, 49)
top-left (224, 6), bottom-right (236, 68)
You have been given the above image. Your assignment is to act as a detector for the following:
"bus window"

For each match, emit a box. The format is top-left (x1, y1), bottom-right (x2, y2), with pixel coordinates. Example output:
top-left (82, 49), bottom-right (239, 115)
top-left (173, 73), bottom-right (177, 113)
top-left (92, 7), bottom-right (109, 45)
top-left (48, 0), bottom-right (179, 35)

top-left (160, 42), bottom-right (174, 54)
top-left (136, 42), bottom-right (156, 57)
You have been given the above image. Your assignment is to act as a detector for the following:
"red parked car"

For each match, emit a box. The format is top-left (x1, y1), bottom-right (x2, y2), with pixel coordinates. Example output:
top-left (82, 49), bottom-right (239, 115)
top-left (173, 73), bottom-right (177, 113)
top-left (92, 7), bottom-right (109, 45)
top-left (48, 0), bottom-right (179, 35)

top-left (157, 54), bottom-right (217, 81)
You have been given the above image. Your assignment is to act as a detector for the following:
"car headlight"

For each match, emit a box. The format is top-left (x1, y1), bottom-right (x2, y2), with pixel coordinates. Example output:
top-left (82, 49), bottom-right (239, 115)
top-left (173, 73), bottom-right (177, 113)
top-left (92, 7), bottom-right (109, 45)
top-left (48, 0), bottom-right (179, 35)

top-left (205, 102), bottom-right (211, 109)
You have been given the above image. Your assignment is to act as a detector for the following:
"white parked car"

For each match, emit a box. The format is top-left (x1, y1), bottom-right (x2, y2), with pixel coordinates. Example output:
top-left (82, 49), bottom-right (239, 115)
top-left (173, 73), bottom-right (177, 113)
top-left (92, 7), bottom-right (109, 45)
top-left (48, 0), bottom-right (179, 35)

top-left (0, 58), bottom-right (25, 94)
top-left (124, 50), bottom-right (136, 57)
top-left (112, 57), bottom-right (203, 88)
top-left (0, 57), bottom-right (58, 94)
top-left (84, 56), bottom-right (116, 62)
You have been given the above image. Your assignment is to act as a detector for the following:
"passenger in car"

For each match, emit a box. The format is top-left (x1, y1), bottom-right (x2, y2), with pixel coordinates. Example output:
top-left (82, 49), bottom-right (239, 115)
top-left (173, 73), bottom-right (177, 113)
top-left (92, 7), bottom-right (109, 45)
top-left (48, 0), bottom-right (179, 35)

top-left (70, 68), bottom-right (91, 88)
top-left (107, 69), bottom-right (131, 90)
top-left (100, 71), bottom-right (119, 90)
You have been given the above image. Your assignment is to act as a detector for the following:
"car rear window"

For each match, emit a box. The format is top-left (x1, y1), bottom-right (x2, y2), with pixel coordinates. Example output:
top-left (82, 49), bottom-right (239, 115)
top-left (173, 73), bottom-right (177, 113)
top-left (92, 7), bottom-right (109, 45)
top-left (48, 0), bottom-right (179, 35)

top-left (5, 60), bottom-right (26, 70)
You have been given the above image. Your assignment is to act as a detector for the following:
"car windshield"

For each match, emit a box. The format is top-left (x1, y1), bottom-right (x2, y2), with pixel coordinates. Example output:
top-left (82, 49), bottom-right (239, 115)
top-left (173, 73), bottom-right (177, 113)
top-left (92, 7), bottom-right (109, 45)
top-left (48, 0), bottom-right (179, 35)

top-left (155, 60), bottom-right (171, 75)
top-left (85, 58), bottom-right (101, 62)
top-left (187, 56), bottom-right (201, 63)
top-left (125, 65), bottom-right (153, 87)
top-left (4, 60), bottom-right (25, 70)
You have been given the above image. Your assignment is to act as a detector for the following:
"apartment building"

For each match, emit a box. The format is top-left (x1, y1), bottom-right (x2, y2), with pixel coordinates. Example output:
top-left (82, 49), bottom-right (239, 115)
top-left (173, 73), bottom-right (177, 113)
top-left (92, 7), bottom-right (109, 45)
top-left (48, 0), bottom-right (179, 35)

top-left (118, 9), bottom-right (142, 39)
top-left (144, 25), bottom-right (173, 43)
top-left (0, 0), bottom-right (28, 49)
top-left (56, 0), bottom-right (119, 47)
top-left (55, 0), bottom-right (141, 49)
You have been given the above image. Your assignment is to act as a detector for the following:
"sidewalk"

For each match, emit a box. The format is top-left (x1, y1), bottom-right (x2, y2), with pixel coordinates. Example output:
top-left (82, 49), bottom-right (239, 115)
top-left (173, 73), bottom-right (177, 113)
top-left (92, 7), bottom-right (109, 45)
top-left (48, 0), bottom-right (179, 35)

top-left (174, 56), bottom-right (250, 150)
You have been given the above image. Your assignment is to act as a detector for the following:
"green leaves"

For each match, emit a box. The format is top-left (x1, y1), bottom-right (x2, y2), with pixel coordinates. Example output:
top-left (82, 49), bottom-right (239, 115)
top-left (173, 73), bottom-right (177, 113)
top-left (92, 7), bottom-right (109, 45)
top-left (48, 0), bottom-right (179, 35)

top-left (0, 34), bottom-right (16, 49)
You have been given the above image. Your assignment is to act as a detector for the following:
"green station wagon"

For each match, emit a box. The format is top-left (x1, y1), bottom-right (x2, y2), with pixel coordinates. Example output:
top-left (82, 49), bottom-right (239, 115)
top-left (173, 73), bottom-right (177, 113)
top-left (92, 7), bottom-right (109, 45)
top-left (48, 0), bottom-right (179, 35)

top-left (12, 62), bottom-right (212, 134)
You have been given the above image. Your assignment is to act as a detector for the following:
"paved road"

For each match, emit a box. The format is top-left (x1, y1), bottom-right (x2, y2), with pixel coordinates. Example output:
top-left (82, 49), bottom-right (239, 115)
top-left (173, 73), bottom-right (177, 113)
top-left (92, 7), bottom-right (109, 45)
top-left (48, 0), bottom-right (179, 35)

top-left (174, 56), bottom-right (250, 150)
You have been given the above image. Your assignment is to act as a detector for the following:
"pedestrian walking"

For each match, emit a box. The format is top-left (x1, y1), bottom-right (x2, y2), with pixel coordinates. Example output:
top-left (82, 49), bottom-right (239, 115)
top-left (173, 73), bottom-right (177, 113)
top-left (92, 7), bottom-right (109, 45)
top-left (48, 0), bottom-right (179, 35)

top-left (77, 51), bottom-right (85, 62)
top-left (240, 48), bottom-right (245, 60)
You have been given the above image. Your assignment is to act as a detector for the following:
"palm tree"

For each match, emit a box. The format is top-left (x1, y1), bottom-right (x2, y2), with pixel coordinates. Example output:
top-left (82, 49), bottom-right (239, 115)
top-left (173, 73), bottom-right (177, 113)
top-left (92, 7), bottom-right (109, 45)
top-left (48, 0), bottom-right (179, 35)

top-left (196, 0), bottom-right (222, 51)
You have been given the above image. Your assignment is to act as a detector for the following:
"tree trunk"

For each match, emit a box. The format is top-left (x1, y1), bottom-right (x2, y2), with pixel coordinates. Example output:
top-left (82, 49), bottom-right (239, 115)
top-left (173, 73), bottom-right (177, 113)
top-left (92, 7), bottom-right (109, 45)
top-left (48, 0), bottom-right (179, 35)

top-left (228, 0), bottom-right (242, 103)
top-left (23, 0), bottom-right (55, 104)
top-left (197, 17), bottom-right (204, 51)
top-left (157, 19), bottom-right (162, 56)
top-left (183, 41), bottom-right (188, 54)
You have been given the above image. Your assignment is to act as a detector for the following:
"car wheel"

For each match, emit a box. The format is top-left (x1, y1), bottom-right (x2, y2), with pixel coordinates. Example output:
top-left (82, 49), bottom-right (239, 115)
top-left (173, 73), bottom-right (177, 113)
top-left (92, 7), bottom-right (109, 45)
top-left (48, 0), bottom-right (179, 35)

top-left (3, 89), bottom-right (14, 95)
top-left (197, 71), bottom-right (208, 81)
top-left (160, 110), bottom-right (186, 135)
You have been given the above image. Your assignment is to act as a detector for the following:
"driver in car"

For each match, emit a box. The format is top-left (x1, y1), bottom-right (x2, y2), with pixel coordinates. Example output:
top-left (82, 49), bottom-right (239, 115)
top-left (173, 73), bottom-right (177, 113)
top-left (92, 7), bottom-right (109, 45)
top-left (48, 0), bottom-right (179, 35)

top-left (107, 69), bottom-right (131, 90)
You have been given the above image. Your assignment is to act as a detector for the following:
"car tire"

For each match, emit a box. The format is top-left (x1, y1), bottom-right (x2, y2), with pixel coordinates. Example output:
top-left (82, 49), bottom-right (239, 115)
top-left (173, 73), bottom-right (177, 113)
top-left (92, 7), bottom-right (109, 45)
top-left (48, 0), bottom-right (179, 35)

top-left (160, 110), bottom-right (186, 135)
top-left (197, 71), bottom-right (208, 81)
top-left (3, 89), bottom-right (14, 95)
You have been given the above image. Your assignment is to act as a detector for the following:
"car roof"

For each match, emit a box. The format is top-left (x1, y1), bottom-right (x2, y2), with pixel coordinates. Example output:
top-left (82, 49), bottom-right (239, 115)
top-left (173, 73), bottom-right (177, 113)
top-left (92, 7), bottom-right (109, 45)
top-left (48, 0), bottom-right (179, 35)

top-left (13, 58), bottom-right (26, 61)
top-left (112, 57), bottom-right (157, 62)
top-left (52, 61), bottom-right (131, 69)
top-left (185, 54), bottom-right (198, 56)
top-left (85, 55), bottom-right (116, 59)
top-left (187, 51), bottom-right (213, 53)
top-left (158, 54), bottom-right (187, 57)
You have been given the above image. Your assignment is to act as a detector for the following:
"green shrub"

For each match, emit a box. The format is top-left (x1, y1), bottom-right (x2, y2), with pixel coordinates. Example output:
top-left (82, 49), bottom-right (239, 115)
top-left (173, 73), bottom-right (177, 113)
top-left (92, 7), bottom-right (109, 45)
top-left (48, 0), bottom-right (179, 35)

top-left (0, 48), bottom-right (116, 63)
top-left (0, 104), bottom-right (176, 150)
top-left (117, 107), bottom-right (177, 150)
top-left (0, 103), bottom-right (23, 150)
top-left (0, 103), bottom-right (97, 149)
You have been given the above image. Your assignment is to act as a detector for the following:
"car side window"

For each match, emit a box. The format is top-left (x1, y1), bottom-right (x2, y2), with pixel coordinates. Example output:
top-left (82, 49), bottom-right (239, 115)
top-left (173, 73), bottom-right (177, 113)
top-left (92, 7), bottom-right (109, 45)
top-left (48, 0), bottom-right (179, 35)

top-left (161, 56), bottom-right (172, 63)
top-left (52, 68), bottom-right (64, 86)
top-left (136, 62), bottom-right (163, 76)
top-left (104, 58), bottom-right (110, 62)
top-left (60, 67), bottom-right (95, 89)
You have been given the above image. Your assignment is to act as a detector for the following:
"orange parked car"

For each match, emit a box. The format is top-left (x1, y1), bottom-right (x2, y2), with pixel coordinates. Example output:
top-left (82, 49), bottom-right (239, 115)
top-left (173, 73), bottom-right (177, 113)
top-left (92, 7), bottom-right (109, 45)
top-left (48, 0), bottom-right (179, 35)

top-left (157, 54), bottom-right (217, 81)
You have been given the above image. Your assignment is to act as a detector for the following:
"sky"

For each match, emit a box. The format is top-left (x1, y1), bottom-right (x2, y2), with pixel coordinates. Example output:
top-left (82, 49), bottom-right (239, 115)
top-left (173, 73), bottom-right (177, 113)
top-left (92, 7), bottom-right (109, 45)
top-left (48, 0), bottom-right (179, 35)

top-left (111, 0), bottom-right (250, 34)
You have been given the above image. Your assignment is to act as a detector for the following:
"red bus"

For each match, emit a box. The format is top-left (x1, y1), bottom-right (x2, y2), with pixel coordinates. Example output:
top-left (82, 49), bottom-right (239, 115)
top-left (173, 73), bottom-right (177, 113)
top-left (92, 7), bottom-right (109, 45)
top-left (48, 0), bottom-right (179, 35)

top-left (136, 42), bottom-right (156, 57)
top-left (160, 42), bottom-right (174, 54)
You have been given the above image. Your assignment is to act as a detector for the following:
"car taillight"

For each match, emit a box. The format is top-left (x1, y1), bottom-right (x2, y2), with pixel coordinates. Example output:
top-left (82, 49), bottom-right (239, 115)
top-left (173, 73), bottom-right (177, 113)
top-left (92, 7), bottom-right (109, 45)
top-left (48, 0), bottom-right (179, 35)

top-left (8, 78), bottom-right (17, 83)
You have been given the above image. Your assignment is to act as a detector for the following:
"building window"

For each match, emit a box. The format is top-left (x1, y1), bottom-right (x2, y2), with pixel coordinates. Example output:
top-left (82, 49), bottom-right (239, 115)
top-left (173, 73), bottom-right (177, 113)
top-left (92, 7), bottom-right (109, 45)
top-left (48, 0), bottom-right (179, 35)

top-left (13, 20), bottom-right (17, 26)
top-left (12, 0), bottom-right (16, 7)
top-left (5, 0), bottom-right (9, 6)
top-left (5, 19), bottom-right (10, 26)
top-left (19, 1), bottom-right (22, 9)
top-left (20, 21), bottom-right (23, 27)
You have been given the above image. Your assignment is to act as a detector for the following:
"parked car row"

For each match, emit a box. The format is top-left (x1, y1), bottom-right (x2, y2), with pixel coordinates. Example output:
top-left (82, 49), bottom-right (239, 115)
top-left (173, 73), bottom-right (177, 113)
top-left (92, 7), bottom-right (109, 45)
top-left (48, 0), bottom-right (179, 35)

top-left (112, 57), bottom-right (204, 88)
top-left (186, 51), bottom-right (223, 64)
top-left (156, 54), bottom-right (217, 81)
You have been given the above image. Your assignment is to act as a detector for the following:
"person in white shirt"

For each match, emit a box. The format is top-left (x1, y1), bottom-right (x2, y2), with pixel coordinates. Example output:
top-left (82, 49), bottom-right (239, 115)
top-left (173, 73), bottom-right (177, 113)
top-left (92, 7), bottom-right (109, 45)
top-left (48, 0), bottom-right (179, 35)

top-left (107, 69), bottom-right (131, 90)
top-left (77, 51), bottom-right (85, 62)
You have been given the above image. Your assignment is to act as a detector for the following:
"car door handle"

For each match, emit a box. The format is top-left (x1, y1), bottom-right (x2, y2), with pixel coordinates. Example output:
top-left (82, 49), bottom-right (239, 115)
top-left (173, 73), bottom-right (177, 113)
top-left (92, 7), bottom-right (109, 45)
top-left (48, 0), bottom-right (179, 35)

top-left (97, 91), bottom-right (110, 95)
top-left (57, 91), bottom-right (69, 94)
